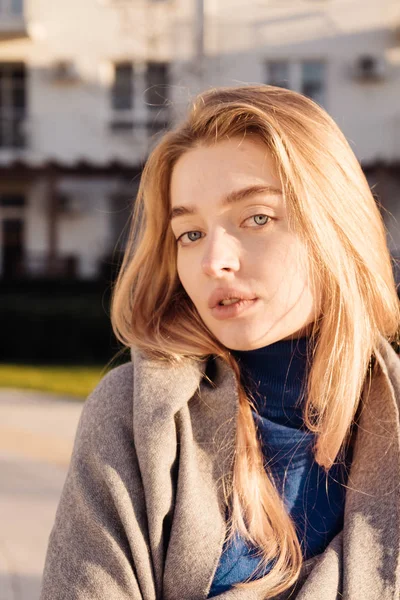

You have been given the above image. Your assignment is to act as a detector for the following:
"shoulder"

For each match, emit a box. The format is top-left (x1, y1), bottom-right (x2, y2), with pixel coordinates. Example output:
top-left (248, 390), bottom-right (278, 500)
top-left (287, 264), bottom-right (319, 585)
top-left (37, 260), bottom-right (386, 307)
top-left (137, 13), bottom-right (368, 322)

top-left (42, 361), bottom-right (148, 599)
top-left (376, 336), bottom-right (400, 405)
top-left (74, 361), bottom-right (134, 458)
top-left (86, 361), bottom-right (133, 413)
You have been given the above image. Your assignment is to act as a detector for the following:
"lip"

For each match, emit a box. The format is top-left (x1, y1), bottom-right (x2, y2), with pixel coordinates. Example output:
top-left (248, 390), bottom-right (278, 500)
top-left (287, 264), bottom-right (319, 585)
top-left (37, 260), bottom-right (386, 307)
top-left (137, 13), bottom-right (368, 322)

top-left (208, 288), bottom-right (258, 309)
top-left (210, 298), bottom-right (259, 321)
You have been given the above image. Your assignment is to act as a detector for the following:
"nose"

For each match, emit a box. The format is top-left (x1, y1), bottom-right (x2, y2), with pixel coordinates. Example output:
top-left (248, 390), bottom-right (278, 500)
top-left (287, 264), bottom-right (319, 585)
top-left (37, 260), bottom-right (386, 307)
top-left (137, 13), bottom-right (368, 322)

top-left (201, 229), bottom-right (240, 278)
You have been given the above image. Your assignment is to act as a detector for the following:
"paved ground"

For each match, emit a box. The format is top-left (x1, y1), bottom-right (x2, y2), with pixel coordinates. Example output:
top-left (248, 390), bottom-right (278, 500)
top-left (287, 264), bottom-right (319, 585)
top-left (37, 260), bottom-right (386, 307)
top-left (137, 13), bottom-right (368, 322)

top-left (0, 389), bottom-right (84, 600)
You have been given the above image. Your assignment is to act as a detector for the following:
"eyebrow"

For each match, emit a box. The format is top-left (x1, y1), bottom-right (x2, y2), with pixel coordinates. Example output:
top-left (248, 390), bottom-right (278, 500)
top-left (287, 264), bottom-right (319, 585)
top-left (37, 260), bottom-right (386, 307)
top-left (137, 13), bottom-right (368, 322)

top-left (169, 184), bottom-right (283, 221)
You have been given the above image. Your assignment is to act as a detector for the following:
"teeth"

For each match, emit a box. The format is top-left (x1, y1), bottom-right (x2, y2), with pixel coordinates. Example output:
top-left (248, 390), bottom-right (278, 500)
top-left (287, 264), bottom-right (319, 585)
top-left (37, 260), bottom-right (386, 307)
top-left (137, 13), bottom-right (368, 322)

top-left (220, 298), bottom-right (240, 306)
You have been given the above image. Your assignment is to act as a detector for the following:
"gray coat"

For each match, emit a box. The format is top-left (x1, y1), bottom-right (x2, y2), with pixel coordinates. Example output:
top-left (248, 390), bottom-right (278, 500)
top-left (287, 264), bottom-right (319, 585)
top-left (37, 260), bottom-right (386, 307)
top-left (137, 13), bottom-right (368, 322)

top-left (40, 335), bottom-right (400, 599)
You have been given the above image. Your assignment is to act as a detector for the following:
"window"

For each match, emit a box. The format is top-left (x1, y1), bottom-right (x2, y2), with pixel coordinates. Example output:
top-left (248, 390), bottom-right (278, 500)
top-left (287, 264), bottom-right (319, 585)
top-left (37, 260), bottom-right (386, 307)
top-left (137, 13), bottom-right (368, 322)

top-left (110, 61), bottom-right (170, 133)
top-left (301, 61), bottom-right (325, 105)
top-left (110, 120), bottom-right (133, 132)
top-left (0, 0), bottom-right (23, 15)
top-left (145, 62), bottom-right (170, 133)
top-left (11, 0), bottom-right (23, 14)
top-left (266, 61), bottom-right (290, 89)
top-left (0, 63), bottom-right (26, 149)
top-left (145, 62), bottom-right (169, 109)
top-left (112, 62), bottom-right (133, 111)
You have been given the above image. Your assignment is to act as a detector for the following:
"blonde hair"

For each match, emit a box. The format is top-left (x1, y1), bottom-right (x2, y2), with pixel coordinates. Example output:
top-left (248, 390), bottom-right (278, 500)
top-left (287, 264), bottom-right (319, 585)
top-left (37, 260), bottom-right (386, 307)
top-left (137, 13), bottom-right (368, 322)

top-left (111, 85), bottom-right (400, 596)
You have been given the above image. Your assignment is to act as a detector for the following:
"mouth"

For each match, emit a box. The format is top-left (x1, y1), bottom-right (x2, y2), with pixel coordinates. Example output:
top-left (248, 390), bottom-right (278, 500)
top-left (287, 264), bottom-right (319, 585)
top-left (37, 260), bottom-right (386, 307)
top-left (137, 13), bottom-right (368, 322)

top-left (218, 298), bottom-right (242, 306)
top-left (211, 297), bottom-right (259, 320)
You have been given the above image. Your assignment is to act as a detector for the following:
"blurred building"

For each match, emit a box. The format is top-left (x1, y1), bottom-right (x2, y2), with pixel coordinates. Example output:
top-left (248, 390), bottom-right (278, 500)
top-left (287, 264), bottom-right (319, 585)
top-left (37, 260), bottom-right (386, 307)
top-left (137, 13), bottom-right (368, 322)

top-left (0, 0), bottom-right (399, 280)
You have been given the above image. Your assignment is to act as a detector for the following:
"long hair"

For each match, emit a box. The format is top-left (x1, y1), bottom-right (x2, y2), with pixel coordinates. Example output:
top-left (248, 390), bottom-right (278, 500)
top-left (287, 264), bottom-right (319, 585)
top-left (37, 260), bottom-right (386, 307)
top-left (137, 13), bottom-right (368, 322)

top-left (111, 85), bottom-right (400, 596)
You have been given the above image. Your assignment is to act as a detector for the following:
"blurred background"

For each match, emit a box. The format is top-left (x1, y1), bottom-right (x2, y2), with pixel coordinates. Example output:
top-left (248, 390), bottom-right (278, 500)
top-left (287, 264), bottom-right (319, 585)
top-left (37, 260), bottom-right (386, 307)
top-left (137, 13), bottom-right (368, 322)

top-left (0, 0), bottom-right (399, 598)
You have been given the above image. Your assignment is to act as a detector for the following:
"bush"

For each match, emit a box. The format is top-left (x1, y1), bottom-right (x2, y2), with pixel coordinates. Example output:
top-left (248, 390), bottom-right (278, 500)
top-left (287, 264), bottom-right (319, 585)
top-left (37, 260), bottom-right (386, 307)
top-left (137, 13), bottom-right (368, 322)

top-left (0, 280), bottom-right (128, 365)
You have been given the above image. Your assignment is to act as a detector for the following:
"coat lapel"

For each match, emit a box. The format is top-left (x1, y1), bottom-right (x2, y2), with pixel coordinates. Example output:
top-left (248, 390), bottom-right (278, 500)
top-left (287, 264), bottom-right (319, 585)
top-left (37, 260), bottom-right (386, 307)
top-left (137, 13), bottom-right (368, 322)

top-left (131, 351), bottom-right (241, 600)
top-left (131, 350), bottom-right (208, 599)
top-left (162, 357), bottom-right (241, 600)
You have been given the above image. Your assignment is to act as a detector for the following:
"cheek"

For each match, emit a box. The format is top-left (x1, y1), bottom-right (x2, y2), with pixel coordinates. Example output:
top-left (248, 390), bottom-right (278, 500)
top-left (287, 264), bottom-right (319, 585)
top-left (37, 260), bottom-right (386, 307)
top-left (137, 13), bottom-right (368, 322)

top-left (177, 254), bottom-right (197, 300)
top-left (250, 236), bottom-right (296, 278)
top-left (176, 254), bottom-right (185, 286)
top-left (259, 239), bottom-right (311, 295)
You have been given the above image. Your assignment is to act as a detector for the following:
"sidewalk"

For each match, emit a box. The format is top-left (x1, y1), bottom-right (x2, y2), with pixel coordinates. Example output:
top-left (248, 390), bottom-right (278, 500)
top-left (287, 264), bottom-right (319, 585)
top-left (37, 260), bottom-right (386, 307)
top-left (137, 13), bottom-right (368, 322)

top-left (0, 389), bottom-right (84, 600)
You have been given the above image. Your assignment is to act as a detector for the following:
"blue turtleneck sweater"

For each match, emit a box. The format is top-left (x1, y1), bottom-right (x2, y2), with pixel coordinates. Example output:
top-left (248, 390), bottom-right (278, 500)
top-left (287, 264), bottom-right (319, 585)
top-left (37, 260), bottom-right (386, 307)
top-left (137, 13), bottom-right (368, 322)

top-left (208, 336), bottom-right (352, 597)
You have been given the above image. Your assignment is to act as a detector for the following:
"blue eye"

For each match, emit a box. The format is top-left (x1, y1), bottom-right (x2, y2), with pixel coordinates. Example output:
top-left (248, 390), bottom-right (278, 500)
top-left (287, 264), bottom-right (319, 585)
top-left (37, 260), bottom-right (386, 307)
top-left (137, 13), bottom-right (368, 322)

top-left (187, 231), bottom-right (202, 241)
top-left (252, 214), bottom-right (270, 225)
top-left (177, 231), bottom-right (202, 245)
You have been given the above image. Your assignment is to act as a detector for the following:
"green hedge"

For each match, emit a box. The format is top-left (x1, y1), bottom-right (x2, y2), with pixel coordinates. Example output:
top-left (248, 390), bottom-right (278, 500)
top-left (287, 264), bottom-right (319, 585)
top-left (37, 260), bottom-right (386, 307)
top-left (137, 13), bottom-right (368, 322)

top-left (0, 281), bottom-right (129, 365)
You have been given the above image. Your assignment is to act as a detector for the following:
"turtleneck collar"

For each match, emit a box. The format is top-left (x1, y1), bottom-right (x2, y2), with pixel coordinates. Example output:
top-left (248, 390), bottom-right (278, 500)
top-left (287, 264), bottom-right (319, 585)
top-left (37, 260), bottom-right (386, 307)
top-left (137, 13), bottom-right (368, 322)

top-left (231, 335), bottom-right (314, 428)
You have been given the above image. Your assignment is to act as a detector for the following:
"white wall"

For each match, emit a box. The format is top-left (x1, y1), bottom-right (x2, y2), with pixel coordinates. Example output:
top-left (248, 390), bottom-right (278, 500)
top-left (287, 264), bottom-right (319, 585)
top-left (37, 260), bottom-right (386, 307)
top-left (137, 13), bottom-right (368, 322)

top-left (0, 0), bottom-right (179, 166)
top-left (0, 0), bottom-right (398, 165)
top-left (0, 0), bottom-right (399, 277)
top-left (178, 0), bottom-right (400, 163)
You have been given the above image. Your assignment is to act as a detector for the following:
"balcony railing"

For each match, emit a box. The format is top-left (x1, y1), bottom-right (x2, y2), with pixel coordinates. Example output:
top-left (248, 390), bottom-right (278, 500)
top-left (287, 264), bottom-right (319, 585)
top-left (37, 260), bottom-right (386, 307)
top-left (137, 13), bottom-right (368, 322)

top-left (109, 108), bottom-right (171, 135)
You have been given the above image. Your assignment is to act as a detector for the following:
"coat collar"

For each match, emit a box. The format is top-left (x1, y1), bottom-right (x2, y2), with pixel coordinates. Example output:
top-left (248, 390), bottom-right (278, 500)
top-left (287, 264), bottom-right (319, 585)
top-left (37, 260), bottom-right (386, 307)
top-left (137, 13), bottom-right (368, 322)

top-left (131, 336), bottom-right (400, 600)
top-left (341, 338), bottom-right (400, 599)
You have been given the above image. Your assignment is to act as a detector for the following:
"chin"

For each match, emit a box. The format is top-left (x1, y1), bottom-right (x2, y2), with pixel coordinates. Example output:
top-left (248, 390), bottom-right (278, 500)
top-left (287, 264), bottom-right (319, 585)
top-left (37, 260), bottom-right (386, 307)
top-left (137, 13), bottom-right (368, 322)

top-left (214, 328), bottom-right (271, 351)
top-left (214, 324), bottom-right (311, 351)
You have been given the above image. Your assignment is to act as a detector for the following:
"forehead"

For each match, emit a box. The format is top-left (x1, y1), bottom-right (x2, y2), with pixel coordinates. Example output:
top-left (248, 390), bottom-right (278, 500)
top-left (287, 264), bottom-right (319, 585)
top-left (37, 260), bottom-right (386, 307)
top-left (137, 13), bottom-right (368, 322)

top-left (170, 137), bottom-right (282, 206)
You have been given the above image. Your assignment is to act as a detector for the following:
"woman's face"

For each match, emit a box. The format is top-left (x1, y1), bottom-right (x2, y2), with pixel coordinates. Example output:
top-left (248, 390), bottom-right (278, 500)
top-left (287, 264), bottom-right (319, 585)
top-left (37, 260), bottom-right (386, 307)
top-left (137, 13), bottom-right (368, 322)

top-left (169, 136), bottom-right (319, 350)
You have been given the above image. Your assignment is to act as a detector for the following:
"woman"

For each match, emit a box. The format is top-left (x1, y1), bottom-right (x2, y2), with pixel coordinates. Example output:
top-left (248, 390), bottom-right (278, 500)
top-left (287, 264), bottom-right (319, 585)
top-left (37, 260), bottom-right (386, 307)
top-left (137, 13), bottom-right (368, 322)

top-left (40, 85), bottom-right (400, 600)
